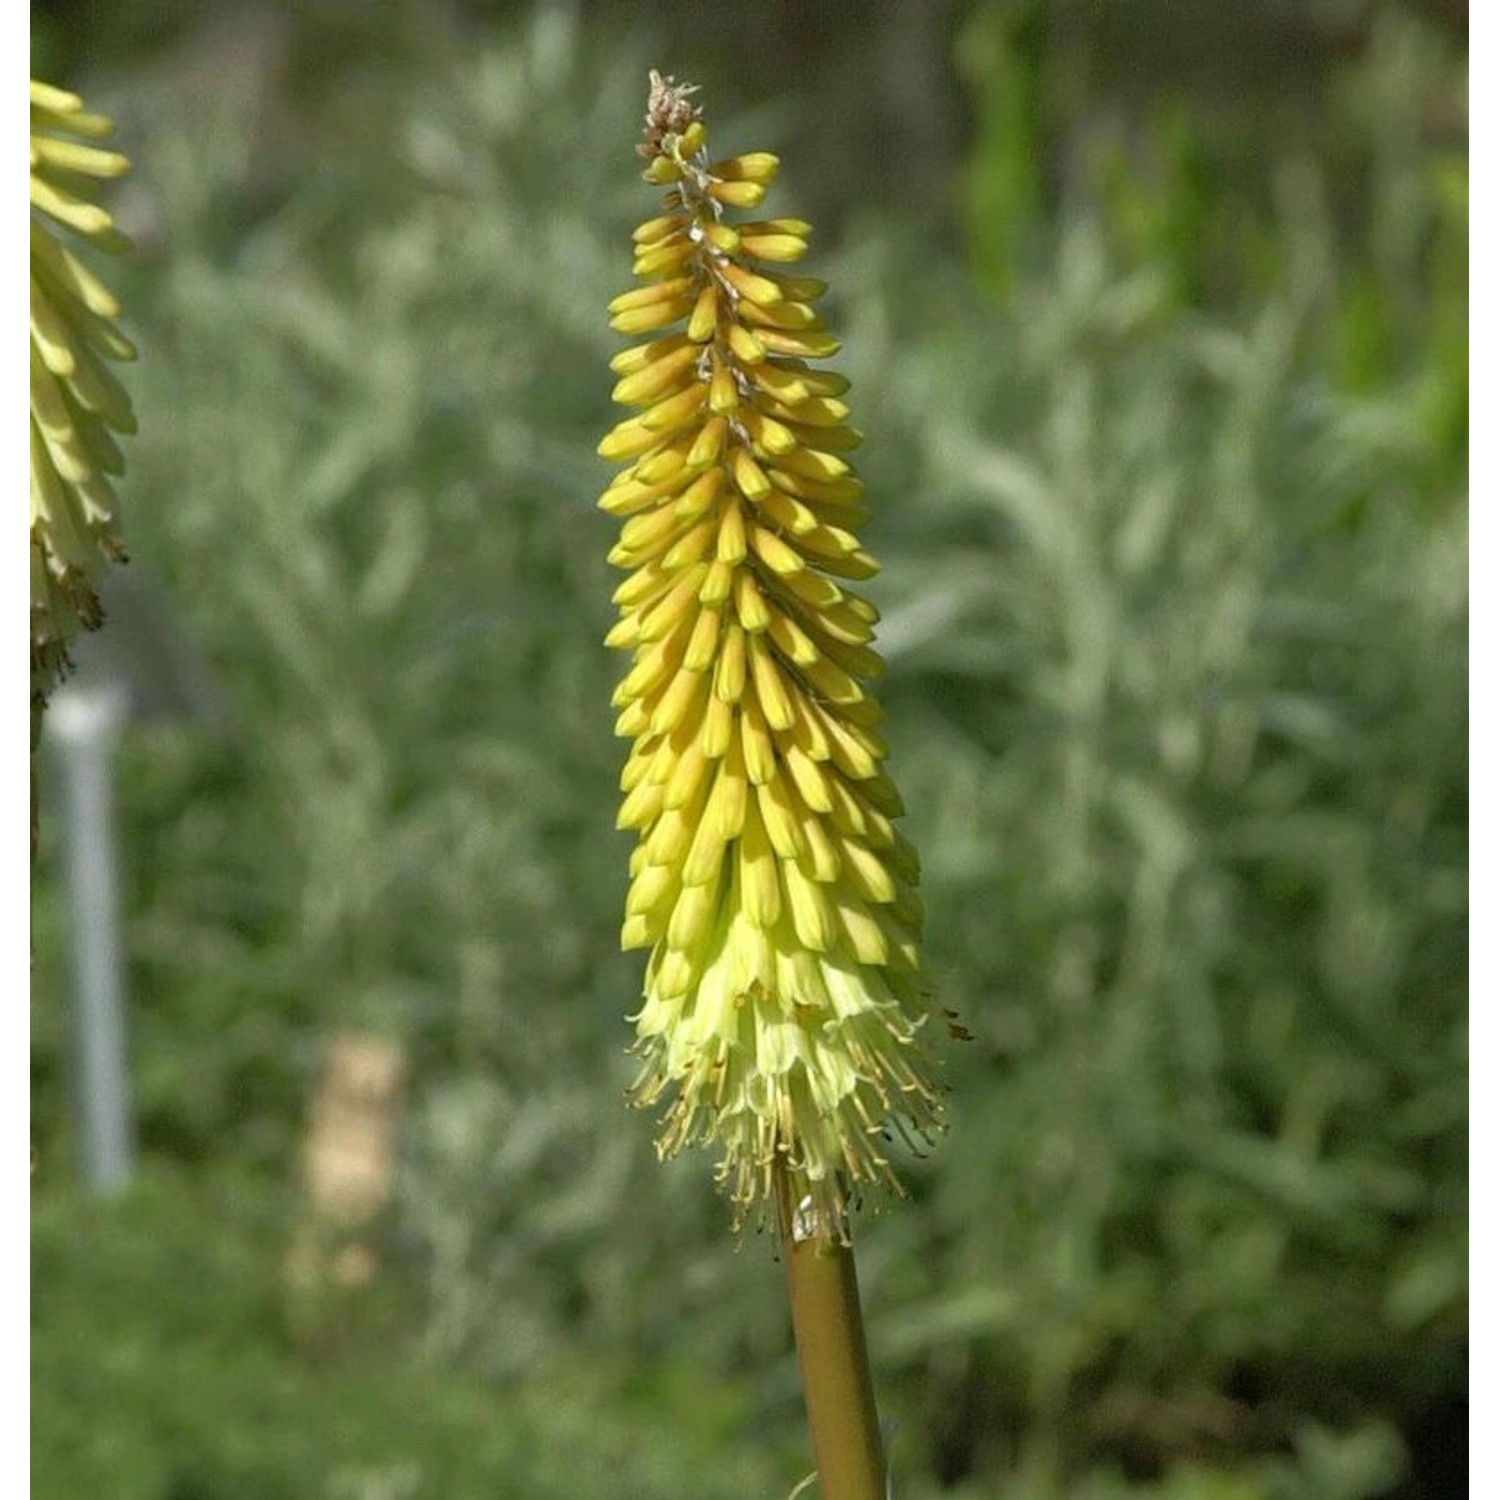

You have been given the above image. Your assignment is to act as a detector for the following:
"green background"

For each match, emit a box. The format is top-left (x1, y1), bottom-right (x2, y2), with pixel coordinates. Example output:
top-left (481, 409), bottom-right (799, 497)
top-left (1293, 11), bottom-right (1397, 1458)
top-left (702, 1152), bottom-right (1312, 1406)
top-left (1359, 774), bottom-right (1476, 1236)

top-left (31, 3), bottom-right (1466, 1497)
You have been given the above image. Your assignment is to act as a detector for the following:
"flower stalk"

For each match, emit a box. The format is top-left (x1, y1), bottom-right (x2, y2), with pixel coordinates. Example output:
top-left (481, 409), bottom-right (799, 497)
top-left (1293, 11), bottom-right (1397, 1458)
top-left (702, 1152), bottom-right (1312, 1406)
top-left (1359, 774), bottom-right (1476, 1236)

top-left (777, 1162), bottom-right (888, 1500)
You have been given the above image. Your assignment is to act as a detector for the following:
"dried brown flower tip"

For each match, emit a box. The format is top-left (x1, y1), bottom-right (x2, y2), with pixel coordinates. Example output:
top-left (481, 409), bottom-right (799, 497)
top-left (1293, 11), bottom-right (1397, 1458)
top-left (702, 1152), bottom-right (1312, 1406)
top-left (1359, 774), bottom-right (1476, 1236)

top-left (638, 69), bottom-right (702, 160)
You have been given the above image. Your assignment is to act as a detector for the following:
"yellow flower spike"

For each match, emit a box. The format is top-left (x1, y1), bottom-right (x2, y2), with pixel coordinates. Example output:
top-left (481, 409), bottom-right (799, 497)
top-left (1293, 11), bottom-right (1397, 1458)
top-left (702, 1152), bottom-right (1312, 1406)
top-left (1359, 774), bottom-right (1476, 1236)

top-left (601, 72), bottom-right (950, 1244)
top-left (30, 79), bottom-right (136, 746)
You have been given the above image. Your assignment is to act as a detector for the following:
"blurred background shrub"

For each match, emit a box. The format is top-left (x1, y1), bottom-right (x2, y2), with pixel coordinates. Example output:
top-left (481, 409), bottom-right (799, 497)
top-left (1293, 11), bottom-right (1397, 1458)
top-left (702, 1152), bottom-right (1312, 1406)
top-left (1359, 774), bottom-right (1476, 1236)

top-left (30, 2), bottom-right (1465, 1497)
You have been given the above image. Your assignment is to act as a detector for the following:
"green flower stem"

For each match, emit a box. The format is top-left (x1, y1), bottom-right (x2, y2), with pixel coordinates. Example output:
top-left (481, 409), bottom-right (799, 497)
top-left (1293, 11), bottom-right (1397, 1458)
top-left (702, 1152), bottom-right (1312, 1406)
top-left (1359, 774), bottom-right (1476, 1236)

top-left (776, 1161), bottom-right (887, 1500)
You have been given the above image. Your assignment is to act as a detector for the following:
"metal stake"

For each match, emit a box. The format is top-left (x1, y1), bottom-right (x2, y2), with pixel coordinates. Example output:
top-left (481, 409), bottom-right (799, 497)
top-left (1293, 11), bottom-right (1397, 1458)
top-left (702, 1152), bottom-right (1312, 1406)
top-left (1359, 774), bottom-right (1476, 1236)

top-left (49, 681), bottom-right (135, 1192)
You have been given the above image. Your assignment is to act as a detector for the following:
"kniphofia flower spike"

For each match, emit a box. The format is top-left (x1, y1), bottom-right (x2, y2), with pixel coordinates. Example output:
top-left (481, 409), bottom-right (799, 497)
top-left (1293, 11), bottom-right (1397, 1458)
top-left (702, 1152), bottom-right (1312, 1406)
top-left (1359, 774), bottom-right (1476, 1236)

top-left (30, 79), bottom-right (136, 743)
top-left (601, 73), bottom-right (946, 1240)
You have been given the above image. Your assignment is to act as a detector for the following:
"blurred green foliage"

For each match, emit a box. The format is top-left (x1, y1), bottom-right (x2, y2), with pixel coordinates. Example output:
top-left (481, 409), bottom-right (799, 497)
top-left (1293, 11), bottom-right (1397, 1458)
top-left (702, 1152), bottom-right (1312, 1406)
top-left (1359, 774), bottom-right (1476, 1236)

top-left (33, 1169), bottom-right (790, 1500)
top-left (32, 3), bottom-right (1465, 1497)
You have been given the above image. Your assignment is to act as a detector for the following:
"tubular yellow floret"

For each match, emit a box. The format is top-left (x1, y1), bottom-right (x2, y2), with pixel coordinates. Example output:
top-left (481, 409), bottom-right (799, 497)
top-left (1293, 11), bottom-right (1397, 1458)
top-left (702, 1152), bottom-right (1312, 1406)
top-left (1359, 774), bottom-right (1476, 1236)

top-left (602, 72), bottom-right (948, 1240)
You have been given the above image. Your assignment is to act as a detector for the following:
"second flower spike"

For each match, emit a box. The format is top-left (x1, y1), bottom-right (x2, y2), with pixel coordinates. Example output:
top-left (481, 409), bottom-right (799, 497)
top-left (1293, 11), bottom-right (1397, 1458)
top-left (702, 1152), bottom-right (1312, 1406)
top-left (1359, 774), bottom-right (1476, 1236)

top-left (30, 78), bottom-right (136, 747)
top-left (601, 72), bottom-right (947, 1241)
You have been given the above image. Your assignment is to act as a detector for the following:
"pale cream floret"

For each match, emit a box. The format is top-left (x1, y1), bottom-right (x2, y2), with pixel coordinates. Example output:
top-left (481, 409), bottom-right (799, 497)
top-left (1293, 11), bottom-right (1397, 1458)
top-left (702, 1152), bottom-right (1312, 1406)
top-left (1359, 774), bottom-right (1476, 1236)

top-left (631, 878), bottom-right (937, 1231)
